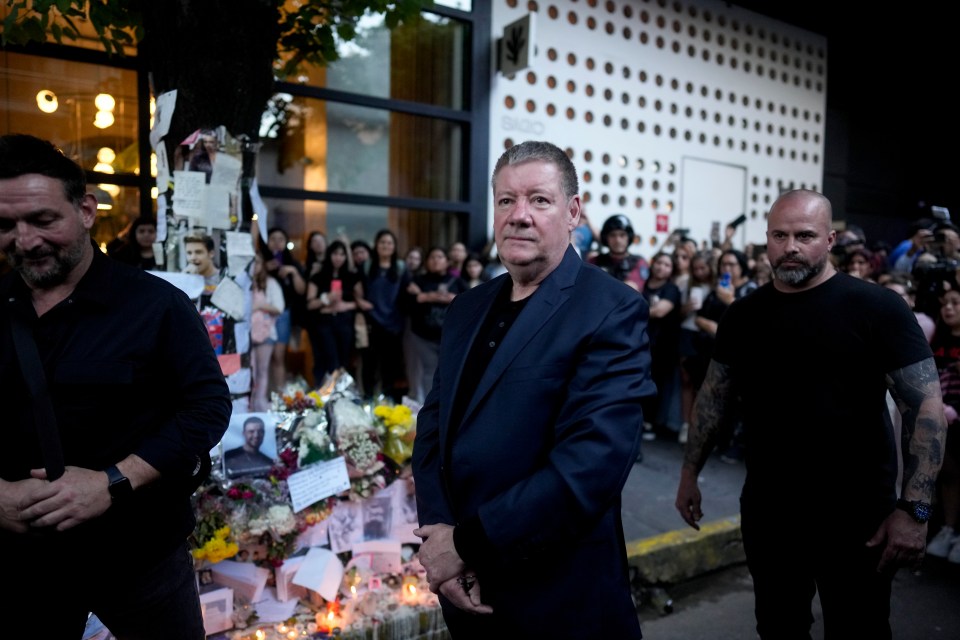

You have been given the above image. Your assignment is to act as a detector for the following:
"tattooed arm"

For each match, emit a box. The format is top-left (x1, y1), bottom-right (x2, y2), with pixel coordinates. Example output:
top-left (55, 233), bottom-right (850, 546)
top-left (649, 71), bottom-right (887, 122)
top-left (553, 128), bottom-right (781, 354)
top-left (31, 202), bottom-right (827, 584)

top-left (675, 359), bottom-right (736, 530)
top-left (866, 357), bottom-right (947, 570)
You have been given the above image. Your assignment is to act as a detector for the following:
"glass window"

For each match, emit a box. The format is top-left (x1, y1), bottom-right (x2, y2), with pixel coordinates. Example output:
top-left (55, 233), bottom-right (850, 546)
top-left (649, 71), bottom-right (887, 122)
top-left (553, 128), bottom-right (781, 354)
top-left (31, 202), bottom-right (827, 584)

top-left (0, 52), bottom-right (139, 175)
top-left (294, 12), bottom-right (468, 109)
top-left (258, 97), bottom-right (465, 202)
top-left (89, 184), bottom-right (144, 249)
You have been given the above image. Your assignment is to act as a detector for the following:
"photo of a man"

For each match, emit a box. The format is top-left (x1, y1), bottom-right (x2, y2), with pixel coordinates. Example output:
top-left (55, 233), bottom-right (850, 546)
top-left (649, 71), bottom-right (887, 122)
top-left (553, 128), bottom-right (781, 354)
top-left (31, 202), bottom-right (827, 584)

top-left (222, 414), bottom-right (276, 479)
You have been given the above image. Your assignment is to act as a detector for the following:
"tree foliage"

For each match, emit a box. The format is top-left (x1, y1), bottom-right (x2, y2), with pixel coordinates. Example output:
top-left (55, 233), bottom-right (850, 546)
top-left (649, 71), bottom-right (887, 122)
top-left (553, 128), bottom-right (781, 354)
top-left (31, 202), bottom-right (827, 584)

top-left (1, 0), bottom-right (432, 75)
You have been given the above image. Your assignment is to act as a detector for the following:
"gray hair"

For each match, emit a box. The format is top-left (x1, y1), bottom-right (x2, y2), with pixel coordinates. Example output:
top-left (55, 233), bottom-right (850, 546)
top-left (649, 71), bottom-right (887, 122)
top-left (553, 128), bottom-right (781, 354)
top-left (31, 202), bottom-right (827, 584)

top-left (491, 141), bottom-right (579, 201)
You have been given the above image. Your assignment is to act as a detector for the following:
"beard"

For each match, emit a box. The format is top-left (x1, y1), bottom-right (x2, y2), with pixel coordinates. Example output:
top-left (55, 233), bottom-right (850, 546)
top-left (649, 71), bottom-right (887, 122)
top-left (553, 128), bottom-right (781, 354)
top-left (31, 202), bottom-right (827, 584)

top-left (773, 252), bottom-right (827, 287)
top-left (9, 234), bottom-right (88, 289)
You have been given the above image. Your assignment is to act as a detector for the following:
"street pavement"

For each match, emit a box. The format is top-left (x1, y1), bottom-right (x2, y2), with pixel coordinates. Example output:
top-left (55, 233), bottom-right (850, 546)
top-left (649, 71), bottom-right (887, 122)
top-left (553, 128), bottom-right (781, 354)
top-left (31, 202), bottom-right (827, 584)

top-left (623, 435), bottom-right (960, 639)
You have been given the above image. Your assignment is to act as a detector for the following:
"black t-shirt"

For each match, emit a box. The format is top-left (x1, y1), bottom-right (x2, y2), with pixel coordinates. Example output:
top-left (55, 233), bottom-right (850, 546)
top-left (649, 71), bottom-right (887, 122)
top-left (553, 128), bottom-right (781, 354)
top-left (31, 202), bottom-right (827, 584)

top-left (408, 272), bottom-right (469, 342)
top-left (713, 273), bottom-right (931, 510)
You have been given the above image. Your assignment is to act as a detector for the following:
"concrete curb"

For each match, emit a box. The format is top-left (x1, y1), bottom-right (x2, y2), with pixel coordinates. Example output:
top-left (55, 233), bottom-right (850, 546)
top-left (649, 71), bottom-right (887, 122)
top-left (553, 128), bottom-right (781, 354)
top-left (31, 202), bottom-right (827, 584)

top-left (626, 515), bottom-right (745, 585)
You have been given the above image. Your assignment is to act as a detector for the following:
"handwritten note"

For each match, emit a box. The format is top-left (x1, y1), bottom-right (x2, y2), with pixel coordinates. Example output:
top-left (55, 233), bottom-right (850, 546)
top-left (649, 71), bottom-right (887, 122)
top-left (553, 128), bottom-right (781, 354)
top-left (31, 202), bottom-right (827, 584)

top-left (287, 457), bottom-right (351, 513)
top-left (172, 170), bottom-right (206, 218)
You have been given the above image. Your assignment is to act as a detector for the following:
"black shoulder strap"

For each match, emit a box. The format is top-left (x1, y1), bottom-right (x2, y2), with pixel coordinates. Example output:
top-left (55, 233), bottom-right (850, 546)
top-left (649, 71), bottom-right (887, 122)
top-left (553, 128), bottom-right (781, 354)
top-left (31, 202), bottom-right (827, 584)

top-left (9, 313), bottom-right (65, 481)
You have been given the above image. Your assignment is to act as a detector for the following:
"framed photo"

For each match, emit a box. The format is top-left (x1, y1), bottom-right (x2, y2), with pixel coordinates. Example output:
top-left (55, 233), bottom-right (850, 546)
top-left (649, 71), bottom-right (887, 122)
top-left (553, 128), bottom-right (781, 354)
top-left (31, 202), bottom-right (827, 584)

top-left (220, 412), bottom-right (278, 479)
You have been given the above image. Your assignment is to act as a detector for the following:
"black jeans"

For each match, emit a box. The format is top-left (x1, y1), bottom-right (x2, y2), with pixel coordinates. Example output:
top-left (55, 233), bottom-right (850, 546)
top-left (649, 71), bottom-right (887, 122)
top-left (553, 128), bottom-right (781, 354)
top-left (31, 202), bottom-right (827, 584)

top-left (741, 499), bottom-right (893, 640)
top-left (7, 539), bottom-right (205, 639)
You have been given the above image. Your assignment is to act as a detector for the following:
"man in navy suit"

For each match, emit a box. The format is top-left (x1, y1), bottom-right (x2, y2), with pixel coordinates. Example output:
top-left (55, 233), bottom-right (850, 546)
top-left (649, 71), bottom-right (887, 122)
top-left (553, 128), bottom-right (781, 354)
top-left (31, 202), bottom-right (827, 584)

top-left (412, 141), bottom-right (655, 638)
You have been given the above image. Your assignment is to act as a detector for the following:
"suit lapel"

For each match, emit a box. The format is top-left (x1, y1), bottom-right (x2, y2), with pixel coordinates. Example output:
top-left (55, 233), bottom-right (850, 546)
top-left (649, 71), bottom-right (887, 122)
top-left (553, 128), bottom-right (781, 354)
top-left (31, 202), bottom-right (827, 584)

top-left (459, 246), bottom-right (581, 425)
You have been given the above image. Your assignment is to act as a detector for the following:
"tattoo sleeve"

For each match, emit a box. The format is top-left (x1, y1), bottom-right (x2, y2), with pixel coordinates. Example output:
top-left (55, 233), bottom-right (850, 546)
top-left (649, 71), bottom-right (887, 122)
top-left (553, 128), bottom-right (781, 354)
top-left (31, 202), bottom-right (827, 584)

top-left (886, 357), bottom-right (947, 502)
top-left (683, 359), bottom-right (735, 473)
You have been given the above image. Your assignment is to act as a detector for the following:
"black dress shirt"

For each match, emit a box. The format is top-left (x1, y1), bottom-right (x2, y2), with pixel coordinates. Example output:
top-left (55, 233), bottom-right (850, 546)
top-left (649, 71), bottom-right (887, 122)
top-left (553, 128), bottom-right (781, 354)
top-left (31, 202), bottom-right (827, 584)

top-left (0, 249), bottom-right (231, 561)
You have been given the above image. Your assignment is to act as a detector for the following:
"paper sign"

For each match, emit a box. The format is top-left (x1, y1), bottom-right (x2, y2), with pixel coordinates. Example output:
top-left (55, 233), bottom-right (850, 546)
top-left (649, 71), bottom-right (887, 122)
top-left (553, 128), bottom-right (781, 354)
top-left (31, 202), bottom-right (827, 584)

top-left (210, 276), bottom-right (245, 319)
top-left (225, 367), bottom-right (251, 394)
top-left (656, 214), bottom-right (669, 233)
top-left (156, 194), bottom-right (168, 241)
top-left (211, 560), bottom-right (270, 604)
top-left (211, 152), bottom-right (242, 190)
top-left (253, 587), bottom-right (300, 623)
top-left (202, 183), bottom-right (232, 230)
top-left (351, 540), bottom-right (402, 574)
top-left (291, 547), bottom-right (344, 602)
top-left (147, 270), bottom-right (204, 300)
top-left (287, 458), bottom-right (351, 513)
top-left (149, 90), bottom-right (177, 149)
top-left (172, 170), bottom-right (206, 218)
top-left (327, 500), bottom-right (363, 554)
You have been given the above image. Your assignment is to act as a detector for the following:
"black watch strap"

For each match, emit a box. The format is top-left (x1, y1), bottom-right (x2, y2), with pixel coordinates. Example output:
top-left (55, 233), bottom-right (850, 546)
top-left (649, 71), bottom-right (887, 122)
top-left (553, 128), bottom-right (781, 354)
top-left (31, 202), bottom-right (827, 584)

top-left (896, 498), bottom-right (932, 524)
top-left (104, 465), bottom-right (133, 502)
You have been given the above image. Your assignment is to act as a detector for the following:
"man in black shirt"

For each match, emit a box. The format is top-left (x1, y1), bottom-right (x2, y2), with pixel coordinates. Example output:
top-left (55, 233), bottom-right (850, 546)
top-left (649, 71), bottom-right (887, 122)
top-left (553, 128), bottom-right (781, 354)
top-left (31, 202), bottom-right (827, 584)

top-left (0, 134), bottom-right (231, 639)
top-left (676, 189), bottom-right (947, 638)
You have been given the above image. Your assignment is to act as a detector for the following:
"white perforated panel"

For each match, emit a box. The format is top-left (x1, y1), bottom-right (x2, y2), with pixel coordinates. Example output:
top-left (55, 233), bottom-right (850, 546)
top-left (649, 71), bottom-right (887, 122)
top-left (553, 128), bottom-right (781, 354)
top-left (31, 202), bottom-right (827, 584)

top-left (490, 0), bottom-right (827, 249)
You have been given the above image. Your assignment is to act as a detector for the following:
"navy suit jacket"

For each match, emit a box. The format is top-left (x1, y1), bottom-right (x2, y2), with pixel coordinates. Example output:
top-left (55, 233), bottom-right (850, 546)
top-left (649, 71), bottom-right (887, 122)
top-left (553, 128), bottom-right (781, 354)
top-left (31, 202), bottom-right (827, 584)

top-left (413, 245), bottom-right (655, 637)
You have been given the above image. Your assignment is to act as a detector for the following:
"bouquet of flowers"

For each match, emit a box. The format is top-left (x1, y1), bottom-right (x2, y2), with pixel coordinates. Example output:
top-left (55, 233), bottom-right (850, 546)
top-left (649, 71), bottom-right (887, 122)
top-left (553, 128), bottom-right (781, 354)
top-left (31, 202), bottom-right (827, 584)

top-left (191, 372), bottom-right (416, 568)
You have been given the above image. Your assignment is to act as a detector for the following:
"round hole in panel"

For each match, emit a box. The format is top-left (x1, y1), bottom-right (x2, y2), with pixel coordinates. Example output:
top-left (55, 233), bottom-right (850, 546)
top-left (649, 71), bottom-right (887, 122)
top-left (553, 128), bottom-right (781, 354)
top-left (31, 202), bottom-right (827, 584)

top-left (583, 150), bottom-right (593, 162)
top-left (606, 22), bottom-right (615, 35)
top-left (602, 153), bottom-right (611, 165)
top-left (504, 138), bottom-right (514, 149)
top-left (656, 35), bottom-right (666, 48)
top-left (653, 124), bottom-right (662, 136)
top-left (604, 88), bottom-right (613, 100)
top-left (652, 161), bottom-right (661, 172)
top-left (546, 104), bottom-right (556, 116)
top-left (640, 31), bottom-right (649, 44)
top-left (586, 57), bottom-right (596, 70)
top-left (624, 27), bottom-right (633, 39)
top-left (583, 170), bottom-right (592, 183)
top-left (587, 16), bottom-right (597, 29)
top-left (624, 5), bottom-right (633, 18)
top-left (585, 84), bottom-right (595, 97)
top-left (604, 62), bottom-right (614, 74)
top-left (652, 179), bottom-right (660, 191)
top-left (601, 193), bottom-right (610, 205)
top-left (672, 19), bottom-right (681, 33)
top-left (619, 195), bottom-right (627, 207)
top-left (567, 52), bottom-right (577, 66)
top-left (525, 100), bottom-right (536, 113)
top-left (566, 80), bottom-right (576, 92)
top-left (583, 191), bottom-right (591, 203)
top-left (567, 11), bottom-right (577, 25)
top-left (621, 92), bottom-right (630, 105)
top-left (684, 130), bottom-right (692, 141)
top-left (640, 10), bottom-right (649, 23)
top-left (713, 135), bottom-right (721, 146)
top-left (602, 114), bottom-right (612, 126)
top-left (547, 76), bottom-right (557, 89)
top-left (566, 107), bottom-right (576, 120)
top-left (585, 111), bottom-right (594, 123)
top-left (547, 48), bottom-right (558, 61)
top-left (636, 158), bottom-right (644, 171)
top-left (505, 96), bottom-right (516, 109)
top-left (526, 71), bottom-right (537, 84)
top-left (621, 118), bottom-right (629, 130)
top-left (636, 177), bottom-right (644, 189)
top-left (548, 5), bottom-right (559, 19)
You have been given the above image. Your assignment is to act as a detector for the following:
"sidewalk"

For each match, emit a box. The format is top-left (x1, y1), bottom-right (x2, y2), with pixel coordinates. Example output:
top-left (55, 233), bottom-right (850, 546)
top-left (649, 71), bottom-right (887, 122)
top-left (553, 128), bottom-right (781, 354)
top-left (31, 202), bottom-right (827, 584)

top-left (621, 437), bottom-right (747, 586)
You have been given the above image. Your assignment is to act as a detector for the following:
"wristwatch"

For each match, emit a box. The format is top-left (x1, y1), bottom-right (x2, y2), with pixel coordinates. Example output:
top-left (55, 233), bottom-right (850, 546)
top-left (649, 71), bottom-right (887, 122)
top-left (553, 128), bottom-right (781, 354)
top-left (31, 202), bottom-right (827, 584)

top-left (895, 498), bottom-right (932, 524)
top-left (104, 465), bottom-right (133, 503)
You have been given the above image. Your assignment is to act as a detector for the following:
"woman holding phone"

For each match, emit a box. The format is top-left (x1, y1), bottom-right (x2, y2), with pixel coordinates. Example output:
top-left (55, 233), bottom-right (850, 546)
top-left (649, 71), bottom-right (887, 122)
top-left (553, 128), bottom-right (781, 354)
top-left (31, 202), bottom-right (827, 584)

top-left (305, 240), bottom-right (363, 381)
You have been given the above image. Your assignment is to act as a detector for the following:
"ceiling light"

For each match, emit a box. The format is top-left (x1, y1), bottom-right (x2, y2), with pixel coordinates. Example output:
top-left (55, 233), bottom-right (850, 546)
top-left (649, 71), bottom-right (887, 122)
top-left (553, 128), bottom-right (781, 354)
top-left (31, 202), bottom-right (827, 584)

top-left (36, 89), bottom-right (59, 113)
top-left (94, 93), bottom-right (116, 111)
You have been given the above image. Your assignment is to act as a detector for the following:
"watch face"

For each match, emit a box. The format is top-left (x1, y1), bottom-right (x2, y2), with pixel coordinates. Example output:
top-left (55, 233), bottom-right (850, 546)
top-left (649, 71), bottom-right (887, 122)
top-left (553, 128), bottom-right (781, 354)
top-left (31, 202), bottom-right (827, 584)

top-left (915, 502), bottom-right (933, 523)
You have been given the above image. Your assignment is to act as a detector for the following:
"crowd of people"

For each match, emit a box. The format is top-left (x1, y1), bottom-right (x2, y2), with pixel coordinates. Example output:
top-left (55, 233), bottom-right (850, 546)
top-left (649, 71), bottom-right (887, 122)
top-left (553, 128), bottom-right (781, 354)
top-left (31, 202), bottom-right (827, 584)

top-left (100, 179), bottom-right (960, 569)
top-left (5, 131), bottom-right (956, 639)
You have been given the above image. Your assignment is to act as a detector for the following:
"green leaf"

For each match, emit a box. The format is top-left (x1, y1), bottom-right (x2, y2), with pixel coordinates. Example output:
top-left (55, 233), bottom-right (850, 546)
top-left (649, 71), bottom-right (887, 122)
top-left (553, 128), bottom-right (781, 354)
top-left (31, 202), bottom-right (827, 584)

top-left (50, 21), bottom-right (62, 43)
